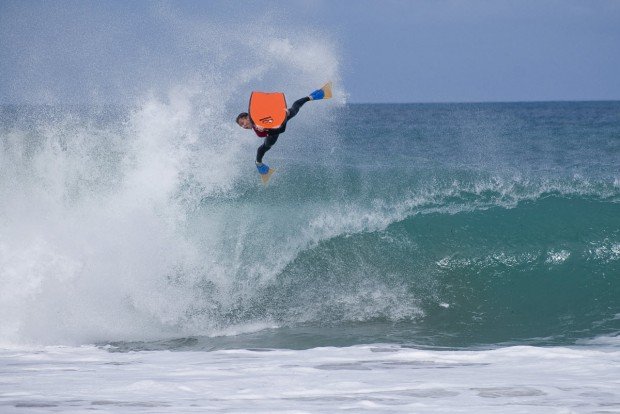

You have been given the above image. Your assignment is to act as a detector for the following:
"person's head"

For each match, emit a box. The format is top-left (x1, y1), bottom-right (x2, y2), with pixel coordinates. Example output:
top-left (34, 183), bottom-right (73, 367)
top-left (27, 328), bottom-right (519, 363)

top-left (236, 112), bottom-right (252, 129)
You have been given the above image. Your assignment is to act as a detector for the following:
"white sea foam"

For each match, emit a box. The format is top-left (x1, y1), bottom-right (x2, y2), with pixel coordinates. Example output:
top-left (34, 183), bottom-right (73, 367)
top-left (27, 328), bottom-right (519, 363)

top-left (545, 249), bottom-right (571, 264)
top-left (0, 344), bottom-right (618, 413)
top-left (588, 241), bottom-right (620, 263)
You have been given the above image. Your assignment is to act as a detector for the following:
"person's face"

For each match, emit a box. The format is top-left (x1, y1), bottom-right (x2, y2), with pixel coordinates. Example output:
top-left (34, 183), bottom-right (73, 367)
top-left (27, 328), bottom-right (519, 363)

top-left (237, 116), bottom-right (252, 129)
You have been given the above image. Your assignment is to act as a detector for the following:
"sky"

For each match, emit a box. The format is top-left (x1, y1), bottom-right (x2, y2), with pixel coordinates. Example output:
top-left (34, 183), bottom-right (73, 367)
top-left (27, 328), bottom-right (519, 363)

top-left (1, 0), bottom-right (619, 104)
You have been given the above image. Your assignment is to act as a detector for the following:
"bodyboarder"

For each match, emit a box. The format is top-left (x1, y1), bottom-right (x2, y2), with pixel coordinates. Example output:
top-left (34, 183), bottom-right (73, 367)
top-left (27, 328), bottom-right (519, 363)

top-left (236, 82), bottom-right (332, 177)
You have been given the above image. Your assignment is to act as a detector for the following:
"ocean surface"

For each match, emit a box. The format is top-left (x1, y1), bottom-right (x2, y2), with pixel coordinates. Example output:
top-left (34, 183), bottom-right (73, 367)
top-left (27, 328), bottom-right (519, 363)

top-left (1, 101), bottom-right (619, 412)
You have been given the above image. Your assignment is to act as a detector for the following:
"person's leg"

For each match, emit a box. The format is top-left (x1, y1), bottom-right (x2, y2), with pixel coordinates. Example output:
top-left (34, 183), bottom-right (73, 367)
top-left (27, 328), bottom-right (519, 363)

top-left (256, 134), bottom-right (279, 163)
top-left (255, 96), bottom-right (310, 164)
top-left (286, 96), bottom-right (311, 120)
top-left (264, 96), bottom-right (311, 137)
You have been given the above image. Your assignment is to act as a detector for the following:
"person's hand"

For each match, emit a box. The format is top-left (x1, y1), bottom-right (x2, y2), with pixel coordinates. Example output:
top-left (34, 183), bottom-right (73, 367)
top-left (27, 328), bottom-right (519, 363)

top-left (255, 125), bottom-right (265, 132)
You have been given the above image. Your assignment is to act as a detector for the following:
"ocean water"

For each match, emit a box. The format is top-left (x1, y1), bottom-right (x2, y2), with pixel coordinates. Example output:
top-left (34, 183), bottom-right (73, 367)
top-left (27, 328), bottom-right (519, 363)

top-left (1, 100), bottom-right (619, 412)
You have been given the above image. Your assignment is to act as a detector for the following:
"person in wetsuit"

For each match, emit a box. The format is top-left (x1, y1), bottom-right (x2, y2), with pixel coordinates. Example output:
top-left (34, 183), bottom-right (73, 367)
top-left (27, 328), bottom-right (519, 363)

top-left (236, 84), bottom-right (329, 174)
top-left (236, 96), bottom-right (310, 170)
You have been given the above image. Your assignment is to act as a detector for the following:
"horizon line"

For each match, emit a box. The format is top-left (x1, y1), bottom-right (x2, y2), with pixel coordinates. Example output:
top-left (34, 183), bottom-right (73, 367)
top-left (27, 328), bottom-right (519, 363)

top-left (347, 98), bottom-right (620, 105)
top-left (1, 98), bottom-right (620, 106)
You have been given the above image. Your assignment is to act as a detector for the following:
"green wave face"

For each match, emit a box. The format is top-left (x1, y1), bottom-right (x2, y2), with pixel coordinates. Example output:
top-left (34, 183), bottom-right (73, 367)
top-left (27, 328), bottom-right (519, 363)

top-left (265, 195), bottom-right (620, 347)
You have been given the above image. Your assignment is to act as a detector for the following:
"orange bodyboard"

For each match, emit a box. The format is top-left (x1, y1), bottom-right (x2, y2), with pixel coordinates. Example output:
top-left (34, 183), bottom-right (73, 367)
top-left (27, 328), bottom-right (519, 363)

top-left (249, 92), bottom-right (288, 129)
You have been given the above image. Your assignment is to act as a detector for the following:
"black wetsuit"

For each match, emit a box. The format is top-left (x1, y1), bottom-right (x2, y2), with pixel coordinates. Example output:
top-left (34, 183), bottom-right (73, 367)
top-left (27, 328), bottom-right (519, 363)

top-left (255, 96), bottom-right (310, 163)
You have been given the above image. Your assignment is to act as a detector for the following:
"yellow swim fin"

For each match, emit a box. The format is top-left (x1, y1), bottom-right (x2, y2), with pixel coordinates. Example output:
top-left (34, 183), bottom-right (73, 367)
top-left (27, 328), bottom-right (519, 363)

top-left (260, 167), bottom-right (276, 185)
top-left (321, 82), bottom-right (332, 99)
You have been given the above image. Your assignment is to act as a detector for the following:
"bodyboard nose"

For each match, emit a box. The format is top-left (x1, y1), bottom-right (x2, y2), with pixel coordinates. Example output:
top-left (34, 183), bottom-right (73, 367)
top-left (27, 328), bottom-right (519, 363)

top-left (249, 92), bottom-right (288, 129)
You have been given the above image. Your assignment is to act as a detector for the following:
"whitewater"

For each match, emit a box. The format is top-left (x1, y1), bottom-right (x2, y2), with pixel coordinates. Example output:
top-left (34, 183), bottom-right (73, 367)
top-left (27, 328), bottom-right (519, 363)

top-left (1, 5), bottom-right (620, 414)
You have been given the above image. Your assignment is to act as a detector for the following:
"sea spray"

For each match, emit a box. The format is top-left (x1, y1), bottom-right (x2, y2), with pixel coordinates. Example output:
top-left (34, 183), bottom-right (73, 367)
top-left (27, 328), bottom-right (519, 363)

top-left (0, 6), bottom-right (343, 345)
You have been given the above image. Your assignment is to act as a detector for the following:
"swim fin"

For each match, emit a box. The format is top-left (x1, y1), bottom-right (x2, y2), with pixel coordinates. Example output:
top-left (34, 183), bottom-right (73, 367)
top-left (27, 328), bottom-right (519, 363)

top-left (260, 167), bottom-right (275, 185)
top-left (309, 82), bottom-right (332, 100)
top-left (256, 162), bottom-right (270, 175)
top-left (256, 162), bottom-right (275, 184)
